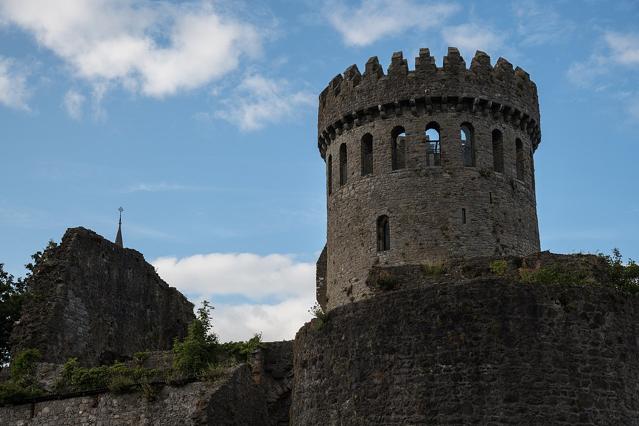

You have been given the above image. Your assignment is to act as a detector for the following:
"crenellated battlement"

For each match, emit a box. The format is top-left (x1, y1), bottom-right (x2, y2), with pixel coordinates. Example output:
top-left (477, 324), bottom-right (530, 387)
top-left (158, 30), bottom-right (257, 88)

top-left (318, 47), bottom-right (540, 157)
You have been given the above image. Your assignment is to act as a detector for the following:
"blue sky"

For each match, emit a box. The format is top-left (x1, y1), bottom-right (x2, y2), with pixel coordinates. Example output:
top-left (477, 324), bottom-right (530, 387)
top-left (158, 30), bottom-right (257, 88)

top-left (1, 0), bottom-right (638, 340)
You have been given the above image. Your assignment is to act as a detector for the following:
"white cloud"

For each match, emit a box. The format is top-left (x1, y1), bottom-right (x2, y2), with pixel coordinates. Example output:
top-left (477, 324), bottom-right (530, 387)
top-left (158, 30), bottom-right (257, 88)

top-left (153, 252), bottom-right (315, 342)
top-left (604, 32), bottom-right (639, 65)
top-left (513, 1), bottom-right (574, 46)
top-left (62, 89), bottom-right (85, 120)
top-left (154, 252), bottom-right (314, 300)
top-left (441, 23), bottom-right (504, 57)
top-left (214, 295), bottom-right (314, 342)
top-left (567, 31), bottom-right (639, 90)
top-left (324, 0), bottom-right (459, 47)
top-left (566, 54), bottom-right (609, 89)
top-left (214, 74), bottom-right (314, 131)
top-left (0, 0), bottom-right (261, 98)
top-left (0, 56), bottom-right (30, 110)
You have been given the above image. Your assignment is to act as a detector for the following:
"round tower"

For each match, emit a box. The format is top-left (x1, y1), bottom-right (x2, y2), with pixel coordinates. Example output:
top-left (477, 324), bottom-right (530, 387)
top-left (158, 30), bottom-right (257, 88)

top-left (316, 47), bottom-right (542, 311)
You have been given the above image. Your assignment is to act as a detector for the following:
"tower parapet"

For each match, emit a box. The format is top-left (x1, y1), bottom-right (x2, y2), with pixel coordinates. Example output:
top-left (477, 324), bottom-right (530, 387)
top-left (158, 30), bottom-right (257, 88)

top-left (318, 48), bottom-right (540, 158)
top-left (317, 47), bottom-right (542, 311)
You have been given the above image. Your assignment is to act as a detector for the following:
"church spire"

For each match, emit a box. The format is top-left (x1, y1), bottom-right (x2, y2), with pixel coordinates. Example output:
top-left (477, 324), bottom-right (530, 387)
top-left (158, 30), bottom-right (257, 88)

top-left (115, 207), bottom-right (124, 248)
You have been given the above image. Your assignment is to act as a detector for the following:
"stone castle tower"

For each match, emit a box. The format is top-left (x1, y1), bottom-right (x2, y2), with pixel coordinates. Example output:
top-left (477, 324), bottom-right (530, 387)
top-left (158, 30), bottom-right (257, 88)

top-left (316, 47), bottom-right (542, 310)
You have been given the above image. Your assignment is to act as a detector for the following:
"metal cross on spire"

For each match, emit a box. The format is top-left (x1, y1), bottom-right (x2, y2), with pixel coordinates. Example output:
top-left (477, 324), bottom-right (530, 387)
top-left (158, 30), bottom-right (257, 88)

top-left (115, 207), bottom-right (124, 248)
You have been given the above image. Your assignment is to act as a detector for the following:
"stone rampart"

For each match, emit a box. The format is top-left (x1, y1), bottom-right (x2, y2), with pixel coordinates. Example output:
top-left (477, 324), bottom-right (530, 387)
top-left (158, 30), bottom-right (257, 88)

top-left (0, 365), bottom-right (267, 425)
top-left (292, 277), bottom-right (639, 425)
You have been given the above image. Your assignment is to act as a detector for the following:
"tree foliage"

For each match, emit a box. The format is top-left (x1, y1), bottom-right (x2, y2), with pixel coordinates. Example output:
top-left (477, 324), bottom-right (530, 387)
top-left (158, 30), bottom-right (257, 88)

top-left (601, 248), bottom-right (639, 292)
top-left (1, 240), bottom-right (58, 365)
top-left (0, 265), bottom-right (27, 365)
top-left (172, 300), bottom-right (219, 377)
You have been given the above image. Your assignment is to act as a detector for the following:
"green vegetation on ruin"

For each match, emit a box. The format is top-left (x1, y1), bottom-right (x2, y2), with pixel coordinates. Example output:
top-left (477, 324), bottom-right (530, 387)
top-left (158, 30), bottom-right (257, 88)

top-left (308, 302), bottom-right (328, 329)
top-left (0, 300), bottom-right (264, 406)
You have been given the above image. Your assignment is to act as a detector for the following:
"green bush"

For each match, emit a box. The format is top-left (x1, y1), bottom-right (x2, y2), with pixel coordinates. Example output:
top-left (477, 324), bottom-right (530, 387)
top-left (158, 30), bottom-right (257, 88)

top-left (600, 249), bottom-right (639, 292)
top-left (308, 302), bottom-right (328, 327)
top-left (0, 349), bottom-right (44, 405)
top-left (56, 359), bottom-right (162, 394)
top-left (489, 260), bottom-right (508, 276)
top-left (10, 348), bottom-right (41, 384)
top-left (519, 265), bottom-right (589, 285)
top-left (220, 333), bottom-right (264, 363)
top-left (58, 358), bottom-right (110, 391)
top-left (199, 363), bottom-right (229, 382)
top-left (172, 301), bottom-right (218, 377)
top-left (0, 380), bottom-right (43, 405)
top-left (107, 374), bottom-right (136, 394)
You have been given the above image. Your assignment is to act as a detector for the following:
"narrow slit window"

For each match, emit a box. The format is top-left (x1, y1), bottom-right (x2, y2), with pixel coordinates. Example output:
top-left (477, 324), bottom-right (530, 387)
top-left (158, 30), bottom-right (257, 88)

top-left (327, 155), bottom-right (333, 195)
top-left (489, 192), bottom-right (493, 204)
top-left (361, 133), bottom-right (373, 176)
top-left (339, 143), bottom-right (348, 186)
top-left (425, 122), bottom-right (441, 166)
top-left (462, 208), bottom-right (467, 224)
top-left (460, 123), bottom-right (475, 167)
top-left (377, 215), bottom-right (390, 251)
top-left (391, 126), bottom-right (406, 170)
top-left (492, 129), bottom-right (504, 173)
top-left (516, 139), bottom-right (525, 181)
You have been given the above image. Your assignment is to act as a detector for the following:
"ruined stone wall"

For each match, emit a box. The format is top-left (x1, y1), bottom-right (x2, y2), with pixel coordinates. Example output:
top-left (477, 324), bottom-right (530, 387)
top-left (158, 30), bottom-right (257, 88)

top-left (11, 227), bottom-right (195, 365)
top-left (319, 48), bottom-right (541, 310)
top-left (0, 365), bottom-right (268, 426)
top-left (292, 279), bottom-right (639, 425)
top-left (250, 341), bottom-right (294, 425)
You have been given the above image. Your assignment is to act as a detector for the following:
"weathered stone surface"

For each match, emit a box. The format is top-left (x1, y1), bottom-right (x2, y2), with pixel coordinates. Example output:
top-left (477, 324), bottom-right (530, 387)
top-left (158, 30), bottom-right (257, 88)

top-left (10, 227), bottom-right (195, 365)
top-left (0, 365), bottom-right (268, 425)
top-left (250, 341), bottom-right (294, 425)
top-left (292, 275), bottom-right (639, 425)
top-left (318, 48), bottom-right (540, 144)
top-left (315, 245), bottom-right (327, 311)
top-left (365, 251), bottom-right (612, 295)
top-left (317, 48), bottom-right (541, 310)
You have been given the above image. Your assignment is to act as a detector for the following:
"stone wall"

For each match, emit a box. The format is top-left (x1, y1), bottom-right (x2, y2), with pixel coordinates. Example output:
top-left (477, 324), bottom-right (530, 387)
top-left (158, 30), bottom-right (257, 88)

top-left (292, 278), bottom-right (639, 425)
top-left (315, 245), bottom-right (328, 310)
top-left (0, 365), bottom-right (268, 425)
top-left (317, 48), bottom-right (540, 144)
top-left (11, 227), bottom-right (195, 365)
top-left (250, 341), bottom-right (294, 425)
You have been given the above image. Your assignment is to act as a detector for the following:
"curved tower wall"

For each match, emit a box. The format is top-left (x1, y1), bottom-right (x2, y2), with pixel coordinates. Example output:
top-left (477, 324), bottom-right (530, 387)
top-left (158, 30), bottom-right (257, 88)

top-left (293, 281), bottom-right (639, 424)
top-left (318, 48), bottom-right (542, 310)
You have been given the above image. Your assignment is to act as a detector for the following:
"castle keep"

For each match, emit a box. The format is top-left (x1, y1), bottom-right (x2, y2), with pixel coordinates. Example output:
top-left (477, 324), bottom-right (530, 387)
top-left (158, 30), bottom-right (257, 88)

top-left (317, 47), bottom-right (541, 310)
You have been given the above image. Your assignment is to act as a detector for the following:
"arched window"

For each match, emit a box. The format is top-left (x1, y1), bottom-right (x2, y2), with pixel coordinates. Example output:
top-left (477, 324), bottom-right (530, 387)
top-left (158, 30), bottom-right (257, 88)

top-left (391, 126), bottom-right (406, 170)
top-left (492, 129), bottom-right (504, 173)
top-left (339, 143), bottom-right (348, 186)
top-left (327, 155), bottom-right (333, 195)
top-left (516, 139), bottom-right (525, 180)
top-left (361, 133), bottom-right (373, 176)
top-left (377, 215), bottom-right (390, 251)
top-left (425, 122), bottom-right (441, 166)
top-left (460, 123), bottom-right (475, 167)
